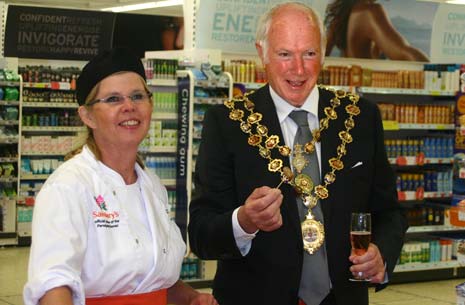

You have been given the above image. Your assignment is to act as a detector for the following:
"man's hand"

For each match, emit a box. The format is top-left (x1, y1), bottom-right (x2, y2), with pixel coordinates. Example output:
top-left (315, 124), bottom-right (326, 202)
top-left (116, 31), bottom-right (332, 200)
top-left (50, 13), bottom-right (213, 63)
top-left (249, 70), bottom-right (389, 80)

top-left (237, 186), bottom-right (283, 233)
top-left (349, 243), bottom-right (386, 283)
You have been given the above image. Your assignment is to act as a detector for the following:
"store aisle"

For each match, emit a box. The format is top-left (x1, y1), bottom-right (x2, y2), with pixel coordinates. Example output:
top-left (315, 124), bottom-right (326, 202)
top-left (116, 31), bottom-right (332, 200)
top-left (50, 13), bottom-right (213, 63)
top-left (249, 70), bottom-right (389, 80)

top-left (0, 246), bottom-right (461, 305)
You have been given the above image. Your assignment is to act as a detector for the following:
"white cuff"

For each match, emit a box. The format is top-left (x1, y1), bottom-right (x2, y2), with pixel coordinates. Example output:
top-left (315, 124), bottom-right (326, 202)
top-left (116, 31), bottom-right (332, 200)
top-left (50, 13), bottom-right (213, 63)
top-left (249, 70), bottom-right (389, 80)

top-left (232, 207), bottom-right (257, 256)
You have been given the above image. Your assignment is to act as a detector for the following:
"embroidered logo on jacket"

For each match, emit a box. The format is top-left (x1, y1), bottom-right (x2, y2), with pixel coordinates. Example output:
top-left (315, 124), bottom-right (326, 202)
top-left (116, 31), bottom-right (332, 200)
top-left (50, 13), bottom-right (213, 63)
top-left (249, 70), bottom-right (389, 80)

top-left (92, 194), bottom-right (119, 228)
top-left (94, 195), bottom-right (107, 211)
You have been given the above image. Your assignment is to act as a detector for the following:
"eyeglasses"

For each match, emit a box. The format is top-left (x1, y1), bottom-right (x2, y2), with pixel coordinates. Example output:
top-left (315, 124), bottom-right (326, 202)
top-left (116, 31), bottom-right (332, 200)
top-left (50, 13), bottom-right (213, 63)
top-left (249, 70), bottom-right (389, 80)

top-left (87, 92), bottom-right (153, 106)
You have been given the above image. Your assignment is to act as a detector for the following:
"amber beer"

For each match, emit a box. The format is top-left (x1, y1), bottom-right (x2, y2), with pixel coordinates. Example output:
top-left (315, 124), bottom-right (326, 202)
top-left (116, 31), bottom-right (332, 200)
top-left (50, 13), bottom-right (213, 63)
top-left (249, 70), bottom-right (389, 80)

top-left (350, 231), bottom-right (371, 256)
top-left (350, 213), bottom-right (371, 281)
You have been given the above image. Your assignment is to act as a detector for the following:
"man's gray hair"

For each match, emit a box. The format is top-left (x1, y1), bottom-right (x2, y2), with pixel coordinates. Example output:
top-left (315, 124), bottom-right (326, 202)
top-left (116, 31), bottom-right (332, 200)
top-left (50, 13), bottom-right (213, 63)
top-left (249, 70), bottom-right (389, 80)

top-left (255, 2), bottom-right (327, 64)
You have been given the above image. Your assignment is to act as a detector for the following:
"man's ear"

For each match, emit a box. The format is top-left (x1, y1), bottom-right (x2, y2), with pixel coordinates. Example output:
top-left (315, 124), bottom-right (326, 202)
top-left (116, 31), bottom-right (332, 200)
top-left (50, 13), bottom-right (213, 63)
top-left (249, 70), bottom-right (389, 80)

top-left (78, 106), bottom-right (96, 129)
top-left (256, 42), bottom-right (265, 63)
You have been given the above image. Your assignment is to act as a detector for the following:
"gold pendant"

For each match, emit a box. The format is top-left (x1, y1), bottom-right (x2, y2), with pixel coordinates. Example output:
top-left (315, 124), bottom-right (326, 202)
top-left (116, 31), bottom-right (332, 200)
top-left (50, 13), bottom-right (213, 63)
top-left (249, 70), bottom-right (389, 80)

top-left (301, 212), bottom-right (325, 255)
top-left (294, 173), bottom-right (313, 194)
top-left (292, 144), bottom-right (308, 173)
top-left (303, 195), bottom-right (318, 209)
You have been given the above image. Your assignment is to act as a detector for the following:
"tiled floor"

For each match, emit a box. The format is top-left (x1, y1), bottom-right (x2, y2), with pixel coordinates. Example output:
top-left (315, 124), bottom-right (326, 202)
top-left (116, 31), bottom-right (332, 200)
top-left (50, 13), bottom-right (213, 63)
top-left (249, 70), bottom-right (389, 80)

top-left (0, 246), bottom-right (462, 305)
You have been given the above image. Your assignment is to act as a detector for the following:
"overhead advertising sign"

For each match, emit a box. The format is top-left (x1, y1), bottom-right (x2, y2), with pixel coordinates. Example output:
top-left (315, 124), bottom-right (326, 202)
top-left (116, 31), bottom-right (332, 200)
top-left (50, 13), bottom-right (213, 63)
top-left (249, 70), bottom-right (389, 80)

top-left (4, 6), bottom-right (115, 60)
top-left (196, 0), bottom-right (465, 63)
top-left (430, 5), bottom-right (465, 62)
top-left (195, 0), bottom-right (328, 54)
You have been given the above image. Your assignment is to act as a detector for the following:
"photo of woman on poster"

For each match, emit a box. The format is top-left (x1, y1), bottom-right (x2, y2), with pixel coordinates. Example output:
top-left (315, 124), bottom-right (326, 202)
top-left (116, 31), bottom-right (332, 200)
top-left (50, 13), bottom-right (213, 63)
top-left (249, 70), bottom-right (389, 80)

top-left (325, 0), bottom-right (429, 61)
top-left (161, 16), bottom-right (184, 50)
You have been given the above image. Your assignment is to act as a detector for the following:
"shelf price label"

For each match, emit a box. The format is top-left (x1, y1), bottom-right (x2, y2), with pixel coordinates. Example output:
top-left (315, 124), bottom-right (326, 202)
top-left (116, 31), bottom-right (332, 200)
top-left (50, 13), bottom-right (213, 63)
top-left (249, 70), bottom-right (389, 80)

top-left (396, 156), bottom-right (417, 166)
top-left (51, 81), bottom-right (71, 90)
top-left (382, 120), bottom-right (399, 130)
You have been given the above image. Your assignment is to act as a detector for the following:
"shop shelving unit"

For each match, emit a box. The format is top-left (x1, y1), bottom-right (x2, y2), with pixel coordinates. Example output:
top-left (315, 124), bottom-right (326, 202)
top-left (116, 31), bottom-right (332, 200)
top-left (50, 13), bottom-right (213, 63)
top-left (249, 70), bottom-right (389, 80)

top-left (0, 76), bottom-right (22, 246)
top-left (17, 79), bottom-right (86, 245)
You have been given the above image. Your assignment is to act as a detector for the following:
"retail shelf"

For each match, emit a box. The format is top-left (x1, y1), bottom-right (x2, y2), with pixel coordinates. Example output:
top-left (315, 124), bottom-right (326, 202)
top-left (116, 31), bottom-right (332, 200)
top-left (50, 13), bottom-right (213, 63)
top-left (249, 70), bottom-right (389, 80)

top-left (21, 126), bottom-right (86, 132)
top-left (23, 82), bottom-right (74, 91)
top-left (0, 136), bottom-right (19, 144)
top-left (399, 123), bottom-right (455, 130)
top-left (324, 85), bottom-right (353, 92)
top-left (407, 225), bottom-right (463, 233)
top-left (424, 157), bottom-right (454, 164)
top-left (0, 196), bottom-right (16, 201)
top-left (242, 82), bottom-right (266, 90)
top-left (152, 113), bottom-right (177, 120)
top-left (394, 261), bottom-right (462, 272)
top-left (21, 174), bottom-right (50, 180)
top-left (0, 81), bottom-right (20, 87)
top-left (194, 97), bottom-right (226, 105)
top-left (19, 186), bottom-right (41, 192)
top-left (194, 79), bottom-right (230, 88)
top-left (0, 176), bottom-right (17, 182)
top-left (21, 151), bottom-right (67, 156)
top-left (22, 102), bottom-right (78, 108)
top-left (139, 146), bottom-right (177, 153)
top-left (424, 191), bottom-right (452, 199)
top-left (147, 79), bottom-right (177, 87)
top-left (0, 120), bottom-right (19, 125)
top-left (383, 121), bottom-right (454, 131)
top-left (0, 100), bottom-right (20, 106)
top-left (0, 157), bottom-right (18, 162)
top-left (0, 233), bottom-right (17, 246)
top-left (388, 157), bottom-right (453, 166)
top-left (161, 179), bottom-right (176, 186)
top-left (398, 191), bottom-right (452, 202)
top-left (17, 196), bottom-right (35, 206)
top-left (358, 87), bottom-right (456, 96)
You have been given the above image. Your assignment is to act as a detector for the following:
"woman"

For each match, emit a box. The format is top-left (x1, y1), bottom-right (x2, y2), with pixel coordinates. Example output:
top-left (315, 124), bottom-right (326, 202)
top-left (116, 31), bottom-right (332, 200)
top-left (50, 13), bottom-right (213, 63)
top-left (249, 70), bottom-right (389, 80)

top-left (325, 0), bottom-right (429, 61)
top-left (23, 48), bottom-right (217, 305)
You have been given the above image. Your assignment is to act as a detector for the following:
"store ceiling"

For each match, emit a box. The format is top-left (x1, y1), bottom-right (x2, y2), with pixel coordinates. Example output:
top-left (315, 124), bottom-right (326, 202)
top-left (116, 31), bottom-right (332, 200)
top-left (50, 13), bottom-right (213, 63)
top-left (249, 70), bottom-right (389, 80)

top-left (3, 0), bottom-right (183, 16)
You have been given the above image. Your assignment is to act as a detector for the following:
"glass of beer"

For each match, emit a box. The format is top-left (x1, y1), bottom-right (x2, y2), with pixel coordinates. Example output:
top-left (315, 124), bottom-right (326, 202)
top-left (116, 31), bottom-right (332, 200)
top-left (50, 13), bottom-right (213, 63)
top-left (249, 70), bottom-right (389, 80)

top-left (349, 212), bottom-right (371, 282)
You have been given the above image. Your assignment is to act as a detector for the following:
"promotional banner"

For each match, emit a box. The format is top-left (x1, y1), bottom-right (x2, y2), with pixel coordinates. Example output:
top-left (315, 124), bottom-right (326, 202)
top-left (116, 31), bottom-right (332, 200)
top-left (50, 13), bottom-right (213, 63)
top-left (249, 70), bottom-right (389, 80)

top-left (175, 76), bottom-right (191, 241)
top-left (196, 0), bottom-right (465, 63)
top-left (4, 6), bottom-right (115, 60)
top-left (196, 0), bottom-right (329, 54)
top-left (431, 5), bottom-right (465, 62)
top-left (326, 0), bottom-right (436, 62)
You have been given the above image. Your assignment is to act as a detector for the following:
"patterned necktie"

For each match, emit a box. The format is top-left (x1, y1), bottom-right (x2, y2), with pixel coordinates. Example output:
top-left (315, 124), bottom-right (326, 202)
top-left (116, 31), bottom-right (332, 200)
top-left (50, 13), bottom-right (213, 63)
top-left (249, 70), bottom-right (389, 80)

top-left (288, 110), bottom-right (331, 305)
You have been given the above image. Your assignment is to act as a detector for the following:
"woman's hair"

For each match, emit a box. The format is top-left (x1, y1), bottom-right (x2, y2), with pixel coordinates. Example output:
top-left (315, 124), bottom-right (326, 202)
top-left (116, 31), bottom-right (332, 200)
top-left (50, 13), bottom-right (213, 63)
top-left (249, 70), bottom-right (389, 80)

top-left (255, 2), bottom-right (327, 64)
top-left (324, 0), bottom-right (360, 52)
top-left (72, 72), bottom-right (152, 168)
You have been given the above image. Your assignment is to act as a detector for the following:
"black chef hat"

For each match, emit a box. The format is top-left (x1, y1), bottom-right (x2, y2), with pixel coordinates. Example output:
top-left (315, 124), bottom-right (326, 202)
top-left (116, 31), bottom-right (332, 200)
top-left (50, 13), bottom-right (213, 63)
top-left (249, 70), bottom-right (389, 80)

top-left (76, 47), bottom-right (146, 106)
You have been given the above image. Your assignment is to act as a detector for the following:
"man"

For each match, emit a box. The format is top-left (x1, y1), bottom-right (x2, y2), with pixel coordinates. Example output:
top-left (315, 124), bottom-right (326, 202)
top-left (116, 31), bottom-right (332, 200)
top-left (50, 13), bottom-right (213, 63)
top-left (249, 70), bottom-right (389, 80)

top-left (188, 3), bottom-right (408, 305)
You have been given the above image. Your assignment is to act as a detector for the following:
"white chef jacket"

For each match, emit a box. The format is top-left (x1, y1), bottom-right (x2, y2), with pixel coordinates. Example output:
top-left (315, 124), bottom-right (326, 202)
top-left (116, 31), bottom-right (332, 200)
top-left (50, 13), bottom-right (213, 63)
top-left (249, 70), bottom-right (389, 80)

top-left (23, 146), bottom-right (186, 305)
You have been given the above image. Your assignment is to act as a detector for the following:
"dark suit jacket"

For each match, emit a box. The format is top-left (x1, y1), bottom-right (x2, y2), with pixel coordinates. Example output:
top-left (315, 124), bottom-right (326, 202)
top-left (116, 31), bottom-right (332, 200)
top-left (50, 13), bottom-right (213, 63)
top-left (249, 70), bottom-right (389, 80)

top-left (188, 85), bottom-right (408, 305)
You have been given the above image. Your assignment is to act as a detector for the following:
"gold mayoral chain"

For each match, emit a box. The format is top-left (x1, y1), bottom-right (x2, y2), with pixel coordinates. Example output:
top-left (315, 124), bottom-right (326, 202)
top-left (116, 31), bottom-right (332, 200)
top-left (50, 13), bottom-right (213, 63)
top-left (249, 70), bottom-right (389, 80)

top-left (224, 85), bottom-right (361, 255)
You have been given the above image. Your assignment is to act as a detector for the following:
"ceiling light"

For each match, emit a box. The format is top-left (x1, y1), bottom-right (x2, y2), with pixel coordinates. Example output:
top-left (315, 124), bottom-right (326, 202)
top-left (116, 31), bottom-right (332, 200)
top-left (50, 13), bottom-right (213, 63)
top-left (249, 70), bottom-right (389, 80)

top-left (446, 0), bottom-right (465, 4)
top-left (101, 0), bottom-right (183, 13)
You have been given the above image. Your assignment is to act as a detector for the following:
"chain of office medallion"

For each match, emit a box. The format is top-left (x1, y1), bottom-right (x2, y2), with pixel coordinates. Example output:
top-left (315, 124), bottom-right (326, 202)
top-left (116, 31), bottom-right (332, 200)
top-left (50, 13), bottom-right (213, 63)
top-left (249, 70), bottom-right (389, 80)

top-left (224, 85), bottom-right (361, 204)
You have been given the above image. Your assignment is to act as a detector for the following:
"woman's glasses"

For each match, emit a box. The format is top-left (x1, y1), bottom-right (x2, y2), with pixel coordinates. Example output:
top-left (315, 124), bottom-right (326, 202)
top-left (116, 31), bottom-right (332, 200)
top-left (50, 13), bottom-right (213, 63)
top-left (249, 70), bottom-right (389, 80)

top-left (87, 92), bottom-right (152, 106)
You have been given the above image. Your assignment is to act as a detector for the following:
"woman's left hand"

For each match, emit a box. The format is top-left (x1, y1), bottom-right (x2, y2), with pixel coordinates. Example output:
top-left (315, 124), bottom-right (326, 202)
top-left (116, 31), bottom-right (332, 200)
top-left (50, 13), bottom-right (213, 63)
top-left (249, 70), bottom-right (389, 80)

top-left (189, 292), bottom-right (219, 305)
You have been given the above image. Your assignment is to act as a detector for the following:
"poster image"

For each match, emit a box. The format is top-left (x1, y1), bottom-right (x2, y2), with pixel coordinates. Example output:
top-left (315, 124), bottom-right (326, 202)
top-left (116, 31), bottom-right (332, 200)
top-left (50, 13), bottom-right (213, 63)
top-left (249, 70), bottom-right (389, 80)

top-left (196, 0), bottom-right (465, 63)
top-left (325, 0), bottom-right (436, 62)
